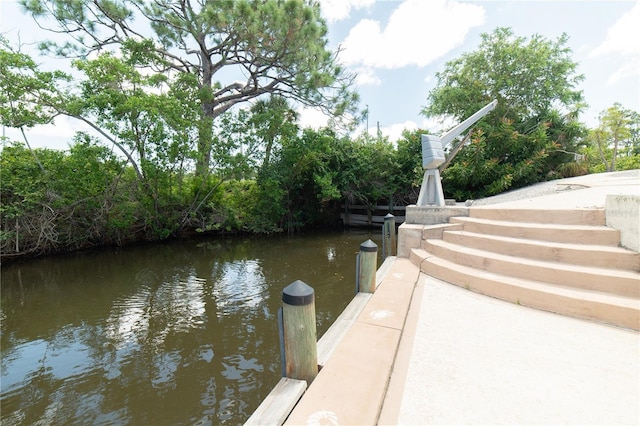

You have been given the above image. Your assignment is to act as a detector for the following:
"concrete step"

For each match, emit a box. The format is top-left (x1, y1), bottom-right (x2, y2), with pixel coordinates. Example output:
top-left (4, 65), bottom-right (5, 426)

top-left (411, 248), bottom-right (640, 330)
top-left (450, 216), bottom-right (621, 246)
top-left (469, 207), bottom-right (606, 225)
top-left (423, 239), bottom-right (640, 298)
top-left (442, 230), bottom-right (640, 272)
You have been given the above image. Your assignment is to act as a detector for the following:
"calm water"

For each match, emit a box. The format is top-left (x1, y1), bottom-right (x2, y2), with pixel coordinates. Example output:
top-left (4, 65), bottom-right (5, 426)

top-left (1, 229), bottom-right (382, 425)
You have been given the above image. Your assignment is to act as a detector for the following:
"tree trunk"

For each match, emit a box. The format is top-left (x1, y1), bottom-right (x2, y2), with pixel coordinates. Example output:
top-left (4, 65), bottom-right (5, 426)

top-left (611, 136), bottom-right (619, 172)
top-left (196, 113), bottom-right (214, 177)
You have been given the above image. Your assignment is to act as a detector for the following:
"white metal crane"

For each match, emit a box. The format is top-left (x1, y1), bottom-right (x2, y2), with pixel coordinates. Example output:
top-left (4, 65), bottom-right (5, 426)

top-left (417, 100), bottom-right (498, 207)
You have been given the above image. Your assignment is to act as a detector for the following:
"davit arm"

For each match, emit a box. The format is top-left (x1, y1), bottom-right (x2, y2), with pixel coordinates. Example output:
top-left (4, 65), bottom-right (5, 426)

top-left (417, 100), bottom-right (498, 207)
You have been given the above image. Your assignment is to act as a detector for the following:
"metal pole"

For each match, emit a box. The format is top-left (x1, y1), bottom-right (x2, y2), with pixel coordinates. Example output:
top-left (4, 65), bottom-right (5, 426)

top-left (440, 100), bottom-right (498, 147)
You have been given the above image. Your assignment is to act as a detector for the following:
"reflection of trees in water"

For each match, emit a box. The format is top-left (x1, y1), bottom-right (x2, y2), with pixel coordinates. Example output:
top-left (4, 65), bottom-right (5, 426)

top-left (104, 274), bottom-right (208, 349)
top-left (1, 231), bottom-right (372, 424)
top-left (210, 260), bottom-right (268, 318)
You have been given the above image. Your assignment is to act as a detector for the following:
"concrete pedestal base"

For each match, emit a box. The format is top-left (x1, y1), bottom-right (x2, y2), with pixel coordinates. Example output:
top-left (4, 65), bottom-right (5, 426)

top-left (606, 194), bottom-right (640, 252)
top-left (405, 205), bottom-right (468, 225)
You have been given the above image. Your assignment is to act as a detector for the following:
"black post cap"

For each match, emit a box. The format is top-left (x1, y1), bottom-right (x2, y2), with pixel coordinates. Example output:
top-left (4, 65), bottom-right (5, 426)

top-left (360, 239), bottom-right (377, 252)
top-left (282, 280), bottom-right (314, 306)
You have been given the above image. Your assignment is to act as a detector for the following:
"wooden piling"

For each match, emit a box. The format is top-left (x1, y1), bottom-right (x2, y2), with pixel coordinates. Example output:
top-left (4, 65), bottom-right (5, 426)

top-left (358, 240), bottom-right (377, 293)
top-left (383, 213), bottom-right (396, 259)
top-left (281, 280), bottom-right (318, 384)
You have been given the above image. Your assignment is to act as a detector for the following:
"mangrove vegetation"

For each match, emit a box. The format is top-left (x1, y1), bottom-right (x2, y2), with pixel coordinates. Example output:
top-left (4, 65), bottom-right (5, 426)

top-left (1, 1), bottom-right (638, 261)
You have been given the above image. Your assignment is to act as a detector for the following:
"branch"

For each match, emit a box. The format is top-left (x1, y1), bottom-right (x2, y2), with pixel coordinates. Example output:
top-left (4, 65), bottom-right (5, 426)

top-left (19, 126), bottom-right (46, 173)
top-left (70, 114), bottom-right (144, 182)
top-left (594, 131), bottom-right (609, 171)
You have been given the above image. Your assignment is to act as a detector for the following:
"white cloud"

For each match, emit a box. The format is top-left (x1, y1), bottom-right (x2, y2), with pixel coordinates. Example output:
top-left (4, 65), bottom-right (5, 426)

top-left (319, 0), bottom-right (375, 23)
top-left (2, 116), bottom-right (92, 150)
top-left (297, 106), bottom-right (330, 130)
top-left (354, 67), bottom-right (381, 86)
top-left (379, 115), bottom-right (463, 142)
top-left (379, 120), bottom-right (418, 142)
top-left (340, 0), bottom-right (485, 69)
top-left (589, 1), bottom-right (640, 84)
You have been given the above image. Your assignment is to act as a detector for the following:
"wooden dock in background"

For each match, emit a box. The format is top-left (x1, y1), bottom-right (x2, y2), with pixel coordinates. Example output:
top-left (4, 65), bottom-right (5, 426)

top-left (341, 204), bottom-right (406, 227)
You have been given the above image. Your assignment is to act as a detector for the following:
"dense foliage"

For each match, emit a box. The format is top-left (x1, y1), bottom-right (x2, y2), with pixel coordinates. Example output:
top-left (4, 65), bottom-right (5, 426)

top-left (0, 0), bottom-right (364, 260)
top-left (19, 0), bottom-right (359, 176)
top-left (424, 28), bottom-right (587, 200)
top-left (0, 127), bottom-right (421, 259)
top-left (581, 103), bottom-right (640, 173)
top-left (2, 16), bottom-right (637, 261)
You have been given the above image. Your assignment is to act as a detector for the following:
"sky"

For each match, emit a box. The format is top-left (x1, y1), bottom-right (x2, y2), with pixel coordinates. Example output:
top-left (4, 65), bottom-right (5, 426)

top-left (1, 0), bottom-right (639, 150)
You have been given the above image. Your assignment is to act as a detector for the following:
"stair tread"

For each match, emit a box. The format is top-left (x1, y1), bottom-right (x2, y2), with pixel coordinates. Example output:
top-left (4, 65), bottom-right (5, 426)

top-left (451, 216), bottom-right (616, 232)
top-left (467, 207), bottom-right (606, 225)
top-left (425, 238), bottom-right (640, 279)
top-left (444, 230), bottom-right (638, 255)
top-left (412, 248), bottom-right (640, 308)
top-left (471, 207), bottom-right (602, 211)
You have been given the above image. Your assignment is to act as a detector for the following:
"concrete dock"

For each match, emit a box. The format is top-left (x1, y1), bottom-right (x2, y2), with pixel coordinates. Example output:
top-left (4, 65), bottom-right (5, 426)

top-left (250, 170), bottom-right (640, 425)
top-left (382, 170), bottom-right (640, 425)
top-left (381, 272), bottom-right (640, 425)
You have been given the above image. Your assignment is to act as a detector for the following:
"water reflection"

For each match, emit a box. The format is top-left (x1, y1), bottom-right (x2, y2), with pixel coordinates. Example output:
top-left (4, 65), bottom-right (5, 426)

top-left (105, 274), bottom-right (209, 351)
top-left (1, 230), bottom-right (381, 425)
top-left (211, 260), bottom-right (268, 318)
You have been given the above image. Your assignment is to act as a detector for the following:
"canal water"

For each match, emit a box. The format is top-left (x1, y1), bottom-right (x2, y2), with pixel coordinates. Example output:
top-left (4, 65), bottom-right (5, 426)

top-left (1, 229), bottom-right (383, 425)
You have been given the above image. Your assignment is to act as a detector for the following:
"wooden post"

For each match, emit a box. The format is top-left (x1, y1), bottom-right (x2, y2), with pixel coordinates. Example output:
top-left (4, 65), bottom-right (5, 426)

top-left (383, 213), bottom-right (397, 259)
top-left (344, 202), bottom-right (350, 226)
top-left (281, 280), bottom-right (318, 384)
top-left (358, 240), bottom-right (377, 293)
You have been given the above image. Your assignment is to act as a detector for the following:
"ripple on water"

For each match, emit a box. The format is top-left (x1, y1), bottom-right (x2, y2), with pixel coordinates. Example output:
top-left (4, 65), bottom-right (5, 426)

top-left (211, 260), bottom-right (268, 317)
top-left (1, 231), bottom-right (366, 425)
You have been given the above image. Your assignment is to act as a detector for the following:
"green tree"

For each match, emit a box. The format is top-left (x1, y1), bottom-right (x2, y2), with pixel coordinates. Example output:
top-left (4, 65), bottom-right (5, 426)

top-left (336, 135), bottom-right (397, 213)
top-left (586, 103), bottom-right (639, 172)
top-left (625, 109), bottom-right (640, 156)
top-left (256, 128), bottom-right (344, 232)
top-left (70, 49), bottom-right (212, 237)
top-left (20, 0), bottom-right (358, 176)
top-left (423, 27), bottom-right (586, 199)
top-left (0, 139), bottom-right (126, 258)
top-left (0, 38), bottom-right (149, 181)
top-left (392, 129), bottom-right (427, 204)
top-left (249, 96), bottom-right (300, 172)
top-left (0, 36), bottom-right (71, 172)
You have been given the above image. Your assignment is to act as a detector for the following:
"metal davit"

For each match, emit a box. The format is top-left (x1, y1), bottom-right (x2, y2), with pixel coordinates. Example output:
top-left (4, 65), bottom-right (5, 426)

top-left (417, 100), bottom-right (498, 207)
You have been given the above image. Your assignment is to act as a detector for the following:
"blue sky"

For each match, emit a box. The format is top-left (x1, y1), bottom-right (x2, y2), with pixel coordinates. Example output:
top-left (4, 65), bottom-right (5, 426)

top-left (315, 0), bottom-right (640, 140)
top-left (1, 0), bottom-right (639, 150)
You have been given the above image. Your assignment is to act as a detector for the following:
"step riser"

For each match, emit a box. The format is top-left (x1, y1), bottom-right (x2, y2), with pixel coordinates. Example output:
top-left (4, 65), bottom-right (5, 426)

top-left (469, 208), bottom-right (606, 225)
top-left (423, 240), bottom-right (640, 298)
top-left (450, 218), bottom-right (621, 246)
top-left (420, 257), bottom-right (640, 331)
top-left (443, 231), bottom-right (640, 272)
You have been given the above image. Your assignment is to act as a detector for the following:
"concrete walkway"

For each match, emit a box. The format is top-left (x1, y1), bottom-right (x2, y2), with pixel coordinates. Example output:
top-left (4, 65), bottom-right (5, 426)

top-left (380, 170), bottom-right (640, 425)
top-left (380, 273), bottom-right (640, 425)
top-left (263, 172), bottom-right (639, 425)
top-left (470, 169), bottom-right (640, 209)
